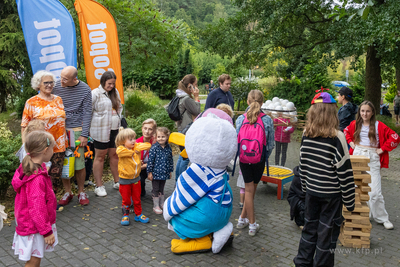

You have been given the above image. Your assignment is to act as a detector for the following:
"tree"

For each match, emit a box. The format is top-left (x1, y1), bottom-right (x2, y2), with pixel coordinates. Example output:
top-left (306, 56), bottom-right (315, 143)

top-left (202, 0), bottom-right (400, 111)
top-left (0, 0), bottom-right (32, 112)
top-left (97, 0), bottom-right (186, 76)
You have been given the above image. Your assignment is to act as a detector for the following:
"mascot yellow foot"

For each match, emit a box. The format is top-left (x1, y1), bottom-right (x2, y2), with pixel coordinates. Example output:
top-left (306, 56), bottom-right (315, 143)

top-left (171, 235), bottom-right (212, 255)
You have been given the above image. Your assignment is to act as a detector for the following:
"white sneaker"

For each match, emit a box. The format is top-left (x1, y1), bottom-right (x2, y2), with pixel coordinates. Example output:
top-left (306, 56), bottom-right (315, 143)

top-left (384, 221), bottom-right (394, 230)
top-left (249, 223), bottom-right (261, 236)
top-left (236, 217), bottom-right (249, 229)
top-left (113, 182), bottom-right (120, 190)
top-left (94, 185), bottom-right (107, 197)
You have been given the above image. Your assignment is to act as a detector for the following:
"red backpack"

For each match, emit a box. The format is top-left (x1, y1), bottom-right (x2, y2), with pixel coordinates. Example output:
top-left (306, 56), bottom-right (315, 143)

top-left (237, 113), bottom-right (266, 164)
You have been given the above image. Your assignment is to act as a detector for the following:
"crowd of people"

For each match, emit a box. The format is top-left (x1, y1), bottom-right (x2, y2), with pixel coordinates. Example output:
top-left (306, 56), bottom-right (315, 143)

top-left (9, 67), bottom-right (400, 266)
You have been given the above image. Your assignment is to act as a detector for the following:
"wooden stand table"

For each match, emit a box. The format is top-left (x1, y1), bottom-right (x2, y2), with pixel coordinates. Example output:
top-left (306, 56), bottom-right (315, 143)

top-left (261, 165), bottom-right (294, 200)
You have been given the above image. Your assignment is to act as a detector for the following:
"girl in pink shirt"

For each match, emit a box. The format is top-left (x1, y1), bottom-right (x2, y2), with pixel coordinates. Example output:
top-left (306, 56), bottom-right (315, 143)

top-left (12, 131), bottom-right (58, 266)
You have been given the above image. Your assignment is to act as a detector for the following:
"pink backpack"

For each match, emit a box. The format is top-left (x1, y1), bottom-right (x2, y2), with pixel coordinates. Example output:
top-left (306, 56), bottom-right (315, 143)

top-left (237, 113), bottom-right (266, 164)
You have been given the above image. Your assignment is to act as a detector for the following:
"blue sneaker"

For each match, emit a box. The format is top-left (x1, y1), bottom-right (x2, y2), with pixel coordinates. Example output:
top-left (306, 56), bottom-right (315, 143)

top-left (134, 214), bottom-right (149, 223)
top-left (121, 215), bottom-right (130, 226)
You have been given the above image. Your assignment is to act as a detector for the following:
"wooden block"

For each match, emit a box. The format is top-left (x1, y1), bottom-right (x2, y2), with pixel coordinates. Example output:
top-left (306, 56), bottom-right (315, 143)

top-left (353, 171), bottom-right (371, 183)
top-left (343, 202), bottom-right (369, 213)
top-left (343, 227), bottom-right (371, 233)
top-left (355, 188), bottom-right (370, 201)
top-left (344, 211), bottom-right (369, 217)
top-left (339, 233), bottom-right (370, 248)
top-left (343, 217), bottom-right (370, 225)
top-left (350, 155), bottom-right (370, 163)
top-left (343, 221), bottom-right (372, 230)
top-left (360, 185), bottom-right (371, 193)
top-left (352, 166), bottom-right (370, 172)
top-left (342, 230), bottom-right (370, 238)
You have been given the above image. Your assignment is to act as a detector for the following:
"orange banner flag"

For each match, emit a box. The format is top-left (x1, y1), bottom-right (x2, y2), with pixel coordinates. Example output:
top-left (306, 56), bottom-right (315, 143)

top-left (74, 0), bottom-right (124, 103)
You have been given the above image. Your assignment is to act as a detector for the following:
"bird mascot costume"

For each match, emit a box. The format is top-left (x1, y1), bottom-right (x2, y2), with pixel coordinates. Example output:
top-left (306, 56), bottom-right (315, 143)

top-left (164, 108), bottom-right (237, 254)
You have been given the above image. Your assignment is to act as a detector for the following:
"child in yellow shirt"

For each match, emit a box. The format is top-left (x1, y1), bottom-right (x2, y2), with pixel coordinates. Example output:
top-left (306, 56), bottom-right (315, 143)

top-left (115, 128), bottom-right (151, 226)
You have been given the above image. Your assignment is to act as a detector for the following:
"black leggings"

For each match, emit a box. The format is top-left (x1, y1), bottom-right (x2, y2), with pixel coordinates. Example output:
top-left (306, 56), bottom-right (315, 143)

top-left (275, 141), bottom-right (288, 166)
top-left (152, 180), bottom-right (166, 197)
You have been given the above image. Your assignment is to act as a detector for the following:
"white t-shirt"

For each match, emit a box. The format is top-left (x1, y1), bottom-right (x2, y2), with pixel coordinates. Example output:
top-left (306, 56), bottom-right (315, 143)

top-left (359, 121), bottom-right (379, 147)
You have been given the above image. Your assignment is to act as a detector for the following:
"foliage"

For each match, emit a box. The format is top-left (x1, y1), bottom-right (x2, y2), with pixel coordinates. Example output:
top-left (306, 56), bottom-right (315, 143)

top-left (0, 0), bottom-right (32, 113)
top-left (230, 78), bottom-right (260, 111)
top-left (201, 0), bottom-right (400, 113)
top-left (176, 49), bottom-right (193, 81)
top-left (349, 70), bottom-right (366, 106)
top-left (211, 63), bottom-right (226, 85)
top-left (191, 52), bottom-right (232, 85)
top-left (124, 88), bottom-right (167, 117)
top-left (16, 87), bottom-right (37, 118)
top-left (98, 0), bottom-right (186, 73)
top-left (0, 122), bottom-right (21, 197)
top-left (125, 107), bottom-right (176, 137)
top-left (124, 65), bottom-right (178, 98)
top-left (384, 84), bottom-right (397, 104)
top-left (154, 0), bottom-right (238, 30)
top-left (269, 60), bottom-right (332, 112)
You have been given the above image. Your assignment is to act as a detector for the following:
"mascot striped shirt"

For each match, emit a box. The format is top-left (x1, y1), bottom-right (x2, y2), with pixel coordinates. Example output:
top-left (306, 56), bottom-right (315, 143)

top-left (164, 164), bottom-right (232, 221)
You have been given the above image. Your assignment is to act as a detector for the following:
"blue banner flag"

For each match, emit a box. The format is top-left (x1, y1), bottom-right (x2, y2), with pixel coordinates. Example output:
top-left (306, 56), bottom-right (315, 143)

top-left (16, 0), bottom-right (77, 79)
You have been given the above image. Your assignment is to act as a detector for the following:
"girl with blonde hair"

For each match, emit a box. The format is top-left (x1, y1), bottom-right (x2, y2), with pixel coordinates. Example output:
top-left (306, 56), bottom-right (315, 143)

top-left (115, 128), bottom-right (151, 225)
top-left (12, 131), bottom-right (58, 266)
top-left (235, 90), bottom-right (275, 236)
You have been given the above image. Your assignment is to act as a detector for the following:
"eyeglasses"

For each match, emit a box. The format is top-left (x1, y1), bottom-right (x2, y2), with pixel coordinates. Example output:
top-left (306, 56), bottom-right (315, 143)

top-left (43, 81), bottom-right (54, 86)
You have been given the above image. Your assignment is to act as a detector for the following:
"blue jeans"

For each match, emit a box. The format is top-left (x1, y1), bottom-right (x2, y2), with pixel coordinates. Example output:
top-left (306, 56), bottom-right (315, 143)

top-left (175, 155), bottom-right (189, 182)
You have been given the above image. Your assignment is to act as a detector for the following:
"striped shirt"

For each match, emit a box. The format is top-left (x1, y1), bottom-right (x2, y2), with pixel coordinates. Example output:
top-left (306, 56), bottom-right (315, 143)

top-left (53, 80), bottom-right (92, 137)
top-left (163, 164), bottom-right (232, 222)
top-left (299, 131), bottom-right (355, 211)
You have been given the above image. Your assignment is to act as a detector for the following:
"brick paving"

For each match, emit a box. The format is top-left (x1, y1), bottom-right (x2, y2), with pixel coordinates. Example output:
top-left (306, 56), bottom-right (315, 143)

top-left (1, 140), bottom-right (400, 266)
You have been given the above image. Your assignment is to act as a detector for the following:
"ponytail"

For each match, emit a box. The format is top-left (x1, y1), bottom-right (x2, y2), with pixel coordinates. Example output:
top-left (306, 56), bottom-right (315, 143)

top-left (21, 154), bottom-right (40, 177)
top-left (247, 102), bottom-right (261, 124)
top-left (22, 131), bottom-right (55, 177)
top-left (246, 90), bottom-right (264, 124)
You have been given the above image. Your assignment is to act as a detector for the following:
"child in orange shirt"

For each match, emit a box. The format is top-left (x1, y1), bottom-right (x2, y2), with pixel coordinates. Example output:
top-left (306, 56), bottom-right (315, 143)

top-left (115, 128), bottom-right (151, 226)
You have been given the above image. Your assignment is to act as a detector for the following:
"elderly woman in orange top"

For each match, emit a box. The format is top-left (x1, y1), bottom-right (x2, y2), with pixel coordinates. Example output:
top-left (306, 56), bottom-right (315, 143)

top-left (21, 70), bottom-right (68, 185)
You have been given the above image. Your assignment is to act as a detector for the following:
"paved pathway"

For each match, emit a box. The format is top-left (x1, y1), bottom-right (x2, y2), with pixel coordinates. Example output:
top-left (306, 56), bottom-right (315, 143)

top-left (1, 140), bottom-right (400, 266)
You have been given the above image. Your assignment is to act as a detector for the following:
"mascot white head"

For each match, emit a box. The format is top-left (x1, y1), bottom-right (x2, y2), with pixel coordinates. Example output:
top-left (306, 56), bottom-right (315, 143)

top-left (186, 110), bottom-right (237, 169)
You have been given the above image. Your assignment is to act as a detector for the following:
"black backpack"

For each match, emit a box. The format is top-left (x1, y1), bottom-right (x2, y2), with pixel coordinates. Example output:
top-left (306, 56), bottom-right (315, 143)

top-left (167, 96), bottom-right (186, 121)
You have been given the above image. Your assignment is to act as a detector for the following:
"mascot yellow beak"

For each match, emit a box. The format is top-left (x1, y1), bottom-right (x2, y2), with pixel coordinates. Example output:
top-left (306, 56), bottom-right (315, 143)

top-left (169, 132), bottom-right (188, 158)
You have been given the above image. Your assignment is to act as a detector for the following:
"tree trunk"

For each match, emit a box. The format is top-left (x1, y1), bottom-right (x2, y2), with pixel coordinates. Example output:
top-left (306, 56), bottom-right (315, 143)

top-left (395, 66), bottom-right (400, 92)
top-left (365, 45), bottom-right (382, 113)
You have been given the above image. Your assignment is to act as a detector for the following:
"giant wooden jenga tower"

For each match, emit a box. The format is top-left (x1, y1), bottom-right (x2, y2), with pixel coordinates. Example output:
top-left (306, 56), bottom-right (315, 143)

top-left (338, 155), bottom-right (372, 248)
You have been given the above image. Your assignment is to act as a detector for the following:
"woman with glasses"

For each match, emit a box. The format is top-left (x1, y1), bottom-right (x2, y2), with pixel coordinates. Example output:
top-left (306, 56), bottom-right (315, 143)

top-left (21, 70), bottom-right (67, 186)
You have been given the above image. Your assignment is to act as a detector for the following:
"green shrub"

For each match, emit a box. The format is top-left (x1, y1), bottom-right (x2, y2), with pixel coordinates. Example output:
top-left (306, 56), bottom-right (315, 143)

top-left (349, 70), bottom-right (366, 106)
top-left (384, 84), bottom-right (397, 103)
top-left (230, 79), bottom-right (260, 111)
top-left (0, 122), bottom-right (21, 197)
top-left (125, 92), bottom-right (153, 117)
top-left (125, 107), bottom-right (176, 137)
top-left (268, 60), bottom-right (332, 112)
top-left (123, 65), bottom-right (178, 98)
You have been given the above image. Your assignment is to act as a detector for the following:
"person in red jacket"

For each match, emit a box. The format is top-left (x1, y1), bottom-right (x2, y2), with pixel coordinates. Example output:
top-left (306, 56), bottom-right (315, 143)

top-left (136, 119), bottom-right (157, 197)
top-left (344, 100), bottom-right (400, 230)
top-left (273, 114), bottom-right (295, 166)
